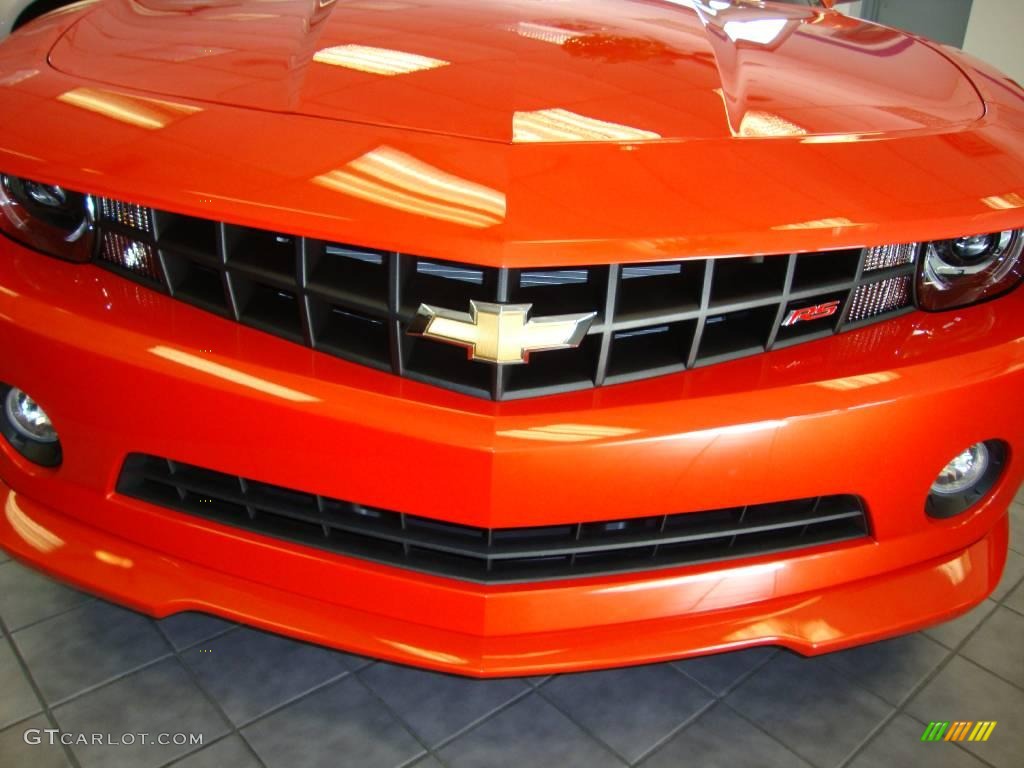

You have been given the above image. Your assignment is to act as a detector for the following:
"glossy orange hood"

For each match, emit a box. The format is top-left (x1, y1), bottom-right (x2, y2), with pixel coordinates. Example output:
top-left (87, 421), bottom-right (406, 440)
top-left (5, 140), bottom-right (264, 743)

top-left (48, 0), bottom-right (983, 143)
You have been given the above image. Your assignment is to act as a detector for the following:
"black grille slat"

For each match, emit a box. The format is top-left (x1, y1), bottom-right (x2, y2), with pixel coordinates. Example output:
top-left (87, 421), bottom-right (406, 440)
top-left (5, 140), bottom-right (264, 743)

top-left (94, 202), bottom-right (919, 401)
top-left (118, 454), bottom-right (870, 584)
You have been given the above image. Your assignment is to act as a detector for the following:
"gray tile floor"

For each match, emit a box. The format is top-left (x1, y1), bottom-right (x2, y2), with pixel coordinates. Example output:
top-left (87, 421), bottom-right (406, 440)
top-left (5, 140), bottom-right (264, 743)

top-left (1, 496), bottom-right (1022, 768)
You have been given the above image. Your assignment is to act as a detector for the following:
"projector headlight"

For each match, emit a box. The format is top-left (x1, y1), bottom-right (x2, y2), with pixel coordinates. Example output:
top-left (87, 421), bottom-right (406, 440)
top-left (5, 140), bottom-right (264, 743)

top-left (0, 174), bottom-right (95, 262)
top-left (917, 230), bottom-right (1024, 310)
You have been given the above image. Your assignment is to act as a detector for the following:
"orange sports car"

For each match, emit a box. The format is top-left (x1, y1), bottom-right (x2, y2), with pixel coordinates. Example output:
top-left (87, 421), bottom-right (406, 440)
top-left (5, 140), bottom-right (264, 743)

top-left (0, 0), bottom-right (1022, 676)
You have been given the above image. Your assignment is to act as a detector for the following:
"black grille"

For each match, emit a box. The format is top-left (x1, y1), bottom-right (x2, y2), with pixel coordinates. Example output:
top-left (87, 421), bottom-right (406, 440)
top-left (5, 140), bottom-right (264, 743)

top-left (94, 199), bottom-right (918, 400)
top-left (117, 454), bottom-right (871, 584)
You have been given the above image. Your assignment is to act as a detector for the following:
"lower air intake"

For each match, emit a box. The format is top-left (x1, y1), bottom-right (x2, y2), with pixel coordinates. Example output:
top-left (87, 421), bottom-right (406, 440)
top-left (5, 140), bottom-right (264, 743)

top-left (117, 454), bottom-right (871, 584)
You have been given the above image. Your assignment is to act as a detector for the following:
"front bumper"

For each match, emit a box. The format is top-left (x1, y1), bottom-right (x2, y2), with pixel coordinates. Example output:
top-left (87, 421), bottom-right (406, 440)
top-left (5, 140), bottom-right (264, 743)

top-left (1, 239), bottom-right (1022, 675)
top-left (0, 479), bottom-right (1008, 675)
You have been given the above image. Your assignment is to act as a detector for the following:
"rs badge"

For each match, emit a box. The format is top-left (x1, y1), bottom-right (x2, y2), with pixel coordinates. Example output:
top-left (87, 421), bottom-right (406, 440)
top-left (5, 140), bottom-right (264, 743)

top-left (409, 301), bottom-right (596, 364)
top-left (782, 300), bottom-right (841, 327)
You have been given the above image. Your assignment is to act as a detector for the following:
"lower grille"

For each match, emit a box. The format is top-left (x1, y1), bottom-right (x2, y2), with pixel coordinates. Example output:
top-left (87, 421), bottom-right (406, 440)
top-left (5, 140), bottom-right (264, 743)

top-left (117, 454), bottom-right (871, 584)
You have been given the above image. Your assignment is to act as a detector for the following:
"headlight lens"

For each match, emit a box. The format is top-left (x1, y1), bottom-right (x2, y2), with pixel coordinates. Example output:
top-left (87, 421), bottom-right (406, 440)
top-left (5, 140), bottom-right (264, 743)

top-left (0, 174), bottom-right (95, 262)
top-left (917, 229), bottom-right (1024, 310)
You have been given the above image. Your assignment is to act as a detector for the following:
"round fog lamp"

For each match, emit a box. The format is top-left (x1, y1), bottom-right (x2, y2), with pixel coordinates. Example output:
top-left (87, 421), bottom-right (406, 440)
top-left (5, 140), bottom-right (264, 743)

top-left (5, 388), bottom-right (58, 443)
top-left (0, 384), bottom-right (62, 467)
top-left (931, 443), bottom-right (990, 496)
top-left (926, 440), bottom-right (1007, 519)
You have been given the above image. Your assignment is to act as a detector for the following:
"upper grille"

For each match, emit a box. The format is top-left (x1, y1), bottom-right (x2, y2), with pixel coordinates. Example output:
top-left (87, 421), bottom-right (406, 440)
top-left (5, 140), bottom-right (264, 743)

top-left (94, 199), bottom-right (918, 400)
top-left (118, 454), bottom-right (870, 584)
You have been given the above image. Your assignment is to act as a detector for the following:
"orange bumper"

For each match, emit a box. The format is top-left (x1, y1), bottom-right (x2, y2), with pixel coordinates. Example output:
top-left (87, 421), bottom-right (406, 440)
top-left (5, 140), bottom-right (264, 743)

top-left (0, 481), bottom-right (1008, 675)
top-left (0, 241), bottom-right (1022, 675)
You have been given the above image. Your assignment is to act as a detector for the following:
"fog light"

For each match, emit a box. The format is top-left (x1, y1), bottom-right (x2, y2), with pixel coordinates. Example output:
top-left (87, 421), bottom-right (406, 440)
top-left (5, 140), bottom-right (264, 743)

top-left (931, 443), bottom-right (989, 496)
top-left (926, 440), bottom-right (1006, 519)
top-left (0, 384), bottom-right (62, 467)
top-left (5, 388), bottom-right (57, 443)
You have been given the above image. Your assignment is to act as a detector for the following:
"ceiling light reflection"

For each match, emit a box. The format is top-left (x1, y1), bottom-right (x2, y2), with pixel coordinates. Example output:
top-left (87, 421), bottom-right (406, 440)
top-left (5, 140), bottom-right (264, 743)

top-left (6, 492), bottom-right (64, 553)
top-left (938, 558), bottom-right (968, 586)
top-left (508, 21), bottom-right (578, 45)
top-left (496, 424), bottom-right (640, 443)
top-left (981, 192), bottom-right (1024, 210)
top-left (58, 87), bottom-right (201, 130)
top-left (723, 18), bottom-right (788, 45)
top-left (738, 110), bottom-right (807, 138)
top-left (313, 146), bottom-right (506, 228)
top-left (817, 372), bottom-right (899, 391)
top-left (149, 346), bottom-right (321, 403)
top-left (313, 44), bottom-right (449, 76)
top-left (801, 134), bottom-right (866, 144)
top-left (0, 69), bottom-right (38, 87)
top-left (513, 108), bottom-right (661, 143)
top-left (382, 640), bottom-right (467, 665)
top-left (95, 550), bottom-right (134, 569)
top-left (598, 560), bottom-right (786, 595)
top-left (772, 217), bottom-right (858, 231)
top-left (679, 420), bottom-right (786, 442)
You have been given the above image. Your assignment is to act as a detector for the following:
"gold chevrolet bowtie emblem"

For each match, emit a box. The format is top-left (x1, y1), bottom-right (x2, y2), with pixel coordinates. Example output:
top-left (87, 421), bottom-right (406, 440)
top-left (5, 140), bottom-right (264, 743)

top-left (409, 301), bottom-right (596, 364)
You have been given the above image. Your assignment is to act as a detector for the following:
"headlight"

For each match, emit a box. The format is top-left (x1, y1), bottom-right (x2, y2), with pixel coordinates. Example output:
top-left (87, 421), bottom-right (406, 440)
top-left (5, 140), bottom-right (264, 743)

top-left (917, 229), bottom-right (1024, 310)
top-left (0, 174), bottom-right (95, 262)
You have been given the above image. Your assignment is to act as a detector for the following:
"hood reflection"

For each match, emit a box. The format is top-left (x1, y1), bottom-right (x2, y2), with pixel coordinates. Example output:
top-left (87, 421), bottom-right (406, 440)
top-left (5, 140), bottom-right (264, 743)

top-left (57, 87), bottom-right (201, 130)
top-left (313, 147), bottom-right (506, 228)
top-left (313, 44), bottom-right (450, 76)
top-left (513, 108), bottom-right (661, 143)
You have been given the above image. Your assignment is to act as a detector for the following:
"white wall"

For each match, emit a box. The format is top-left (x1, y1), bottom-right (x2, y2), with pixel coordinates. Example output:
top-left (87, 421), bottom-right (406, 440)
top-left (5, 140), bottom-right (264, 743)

top-left (963, 0), bottom-right (1024, 82)
top-left (839, 1), bottom-right (865, 18)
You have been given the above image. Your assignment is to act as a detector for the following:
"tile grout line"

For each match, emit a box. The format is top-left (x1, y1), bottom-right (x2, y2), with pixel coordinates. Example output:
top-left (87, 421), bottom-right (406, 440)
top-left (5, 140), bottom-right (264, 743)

top-left (670, 649), bottom-right (779, 699)
top-left (1001, 600), bottom-right (1023, 617)
top-left (230, 667), bottom-right (354, 730)
top-left (423, 682), bottom-right (535, 754)
top-left (693, 696), bottom-right (819, 768)
top-left (834, 603), bottom-right (1011, 768)
top-left (628, 696), bottom-right (718, 766)
top-left (624, 652), bottom-right (777, 766)
top-left (345, 669), bottom-right (450, 768)
top-left (0, 592), bottom-right (98, 636)
top-left (221, 657), bottom-right (372, 726)
top-left (152, 621), bottom-right (270, 768)
top-left (167, 623), bottom-right (243, 653)
top-left (527, 684), bottom-right (633, 766)
top-left (45, 652), bottom-right (178, 709)
top-left (159, 732), bottom-right (250, 768)
top-left (654, 654), bottom-right (816, 768)
top-left (9, 618), bottom-right (241, 716)
top-left (514, 650), bottom-right (785, 767)
top-left (0, 612), bottom-right (84, 768)
top-left (156, 651), bottom-right (378, 766)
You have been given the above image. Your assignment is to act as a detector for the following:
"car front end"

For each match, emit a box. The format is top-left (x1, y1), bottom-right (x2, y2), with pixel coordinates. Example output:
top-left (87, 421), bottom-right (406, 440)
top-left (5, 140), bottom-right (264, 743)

top-left (1, 0), bottom-right (1023, 675)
